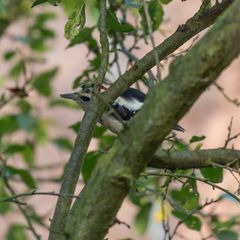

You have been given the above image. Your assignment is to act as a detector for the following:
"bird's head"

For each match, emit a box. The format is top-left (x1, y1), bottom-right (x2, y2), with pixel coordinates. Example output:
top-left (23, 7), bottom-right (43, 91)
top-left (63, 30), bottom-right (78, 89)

top-left (61, 84), bottom-right (94, 101)
top-left (60, 83), bottom-right (94, 110)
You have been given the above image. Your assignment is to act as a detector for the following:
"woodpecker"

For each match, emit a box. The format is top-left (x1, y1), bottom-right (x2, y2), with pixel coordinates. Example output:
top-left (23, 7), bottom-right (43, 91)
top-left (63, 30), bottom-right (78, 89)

top-left (60, 84), bottom-right (185, 133)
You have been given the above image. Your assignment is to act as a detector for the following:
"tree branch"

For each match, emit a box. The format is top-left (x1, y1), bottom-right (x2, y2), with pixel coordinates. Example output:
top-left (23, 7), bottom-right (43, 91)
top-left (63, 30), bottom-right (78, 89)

top-left (5, 181), bottom-right (41, 240)
top-left (0, 190), bottom-right (81, 204)
top-left (48, 1), bottom-right (109, 239)
top-left (64, 1), bottom-right (240, 240)
top-left (104, 0), bottom-right (234, 102)
top-left (149, 149), bottom-right (240, 169)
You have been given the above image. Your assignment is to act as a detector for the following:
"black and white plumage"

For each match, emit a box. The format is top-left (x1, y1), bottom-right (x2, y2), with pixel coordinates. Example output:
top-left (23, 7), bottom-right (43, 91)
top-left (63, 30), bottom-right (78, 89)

top-left (112, 88), bottom-right (145, 121)
top-left (60, 85), bottom-right (185, 133)
top-left (113, 88), bottom-right (184, 132)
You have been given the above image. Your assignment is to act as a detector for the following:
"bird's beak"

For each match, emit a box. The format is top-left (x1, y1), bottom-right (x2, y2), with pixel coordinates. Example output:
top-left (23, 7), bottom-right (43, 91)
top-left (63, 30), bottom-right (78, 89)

top-left (60, 93), bottom-right (76, 99)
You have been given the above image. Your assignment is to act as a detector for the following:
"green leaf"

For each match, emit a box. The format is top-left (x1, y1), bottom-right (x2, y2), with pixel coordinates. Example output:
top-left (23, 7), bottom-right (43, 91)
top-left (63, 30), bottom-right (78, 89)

top-left (190, 135), bottom-right (206, 143)
top-left (92, 126), bottom-right (106, 139)
top-left (69, 122), bottom-right (106, 139)
top-left (49, 99), bottom-right (79, 109)
top-left (6, 166), bottom-right (36, 189)
top-left (212, 216), bottom-right (240, 230)
top-left (9, 60), bottom-right (25, 79)
top-left (140, 0), bottom-right (164, 35)
top-left (48, 0), bottom-right (61, 6)
top-left (89, 54), bottom-right (101, 69)
top-left (62, 0), bottom-right (79, 14)
top-left (171, 140), bottom-right (188, 151)
top-left (160, 0), bottom-right (173, 4)
top-left (171, 178), bottom-right (199, 211)
top-left (32, 0), bottom-right (60, 7)
top-left (81, 151), bottom-right (102, 182)
top-left (69, 121), bottom-right (81, 133)
top-left (215, 230), bottom-right (238, 240)
top-left (35, 12), bottom-right (56, 25)
top-left (4, 51), bottom-right (16, 61)
top-left (32, 0), bottom-right (48, 7)
top-left (200, 167), bottom-right (223, 183)
top-left (32, 67), bottom-right (58, 96)
top-left (0, 179), bottom-right (11, 215)
top-left (0, 114), bottom-right (44, 147)
top-left (106, 10), bottom-right (135, 32)
top-left (172, 210), bottom-right (202, 231)
top-left (128, 176), bottom-right (157, 206)
top-left (22, 145), bottom-right (35, 165)
top-left (27, 13), bottom-right (56, 52)
top-left (16, 113), bottom-right (38, 132)
top-left (16, 100), bottom-right (32, 113)
top-left (52, 137), bottom-right (73, 151)
top-left (67, 27), bottom-right (95, 48)
top-left (6, 224), bottom-right (27, 240)
top-left (134, 203), bottom-right (151, 235)
top-left (128, 190), bottom-right (142, 206)
top-left (4, 143), bottom-right (35, 166)
top-left (4, 144), bottom-right (26, 154)
top-left (0, 115), bottom-right (19, 138)
top-left (0, 76), bottom-right (5, 86)
top-left (64, 0), bottom-right (86, 40)
top-left (34, 119), bottom-right (48, 144)
top-left (99, 135), bottom-right (116, 149)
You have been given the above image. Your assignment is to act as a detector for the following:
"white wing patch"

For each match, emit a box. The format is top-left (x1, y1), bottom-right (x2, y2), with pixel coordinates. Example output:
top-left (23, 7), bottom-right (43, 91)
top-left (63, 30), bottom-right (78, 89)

top-left (114, 96), bottom-right (143, 111)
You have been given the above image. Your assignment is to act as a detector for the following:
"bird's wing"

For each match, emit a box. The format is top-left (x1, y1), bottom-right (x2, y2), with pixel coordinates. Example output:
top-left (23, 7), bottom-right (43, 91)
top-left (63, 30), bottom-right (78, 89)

top-left (121, 88), bottom-right (145, 103)
top-left (112, 88), bottom-right (145, 121)
top-left (114, 96), bottom-right (144, 112)
top-left (114, 88), bottom-right (145, 112)
top-left (112, 103), bottom-right (135, 121)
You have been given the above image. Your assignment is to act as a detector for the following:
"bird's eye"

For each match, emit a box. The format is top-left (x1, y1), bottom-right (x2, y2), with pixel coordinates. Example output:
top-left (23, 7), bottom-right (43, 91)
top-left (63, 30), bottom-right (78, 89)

top-left (81, 96), bottom-right (90, 102)
top-left (84, 88), bottom-right (91, 94)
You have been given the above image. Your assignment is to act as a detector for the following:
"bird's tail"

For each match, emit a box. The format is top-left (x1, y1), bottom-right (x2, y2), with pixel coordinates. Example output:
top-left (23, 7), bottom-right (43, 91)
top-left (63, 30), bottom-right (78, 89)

top-left (174, 124), bottom-right (185, 132)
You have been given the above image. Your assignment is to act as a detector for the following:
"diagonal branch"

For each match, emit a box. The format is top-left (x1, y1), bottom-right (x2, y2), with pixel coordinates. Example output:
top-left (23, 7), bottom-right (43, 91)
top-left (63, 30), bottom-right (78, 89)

top-left (64, 1), bottom-right (240, 240)
top-left (104, 0), bottom-right (234, 102)
top-left (5, 181), bottom-right (41, 240)
top-left (48, 1), bottom-right (109, 239)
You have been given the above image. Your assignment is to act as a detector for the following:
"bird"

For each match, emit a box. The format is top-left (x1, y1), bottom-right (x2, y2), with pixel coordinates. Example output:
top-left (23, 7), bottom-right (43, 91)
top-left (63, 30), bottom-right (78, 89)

top-left (60, 84), bottom-right (185, 134)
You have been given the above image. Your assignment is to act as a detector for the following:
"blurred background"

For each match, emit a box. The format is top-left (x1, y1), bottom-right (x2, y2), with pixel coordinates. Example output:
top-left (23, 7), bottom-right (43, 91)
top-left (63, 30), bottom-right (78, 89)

top-left (0, 0), bottom-right (239, 239)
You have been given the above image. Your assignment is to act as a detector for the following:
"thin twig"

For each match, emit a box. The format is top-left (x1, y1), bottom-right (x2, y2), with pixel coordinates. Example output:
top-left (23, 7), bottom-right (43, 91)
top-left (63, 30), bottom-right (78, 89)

top-left (142, 172), bottom-right (240, 203)
top-left (214, 83), bottom-right (240, 107)
top-left (211, 162), bottom-right (240, 175)
top-left (142, 0), bottom-right (161, 82)
top-left (223, 117), bottom-right (240, 148)
top-left (5, 181), bottom-right (41, 240)
top-left (118, 39), bottom-right (156, 85)
top-left (0, 93), bottom-right (16, 109)
top-left (170, 198), bottom-right (221, 239)
top-left (0, 190), bottom-right (81, 204)
top-left (111, 218), bottom-right (131, 229)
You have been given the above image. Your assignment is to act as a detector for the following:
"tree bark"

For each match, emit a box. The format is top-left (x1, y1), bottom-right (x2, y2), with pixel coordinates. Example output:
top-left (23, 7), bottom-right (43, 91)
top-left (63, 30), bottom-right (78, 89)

top-left (149, 149), bottom-right (240, 169)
